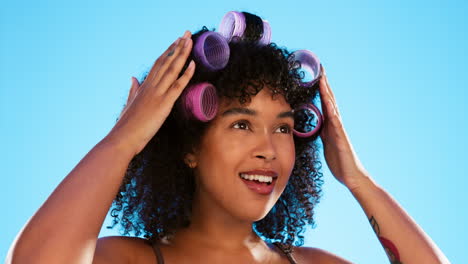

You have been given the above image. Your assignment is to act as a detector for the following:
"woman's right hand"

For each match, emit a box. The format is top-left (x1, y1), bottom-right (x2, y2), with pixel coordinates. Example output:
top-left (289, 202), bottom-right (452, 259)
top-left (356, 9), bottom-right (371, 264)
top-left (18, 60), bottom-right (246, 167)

top-left (107, 31), bottom-right (195, 156)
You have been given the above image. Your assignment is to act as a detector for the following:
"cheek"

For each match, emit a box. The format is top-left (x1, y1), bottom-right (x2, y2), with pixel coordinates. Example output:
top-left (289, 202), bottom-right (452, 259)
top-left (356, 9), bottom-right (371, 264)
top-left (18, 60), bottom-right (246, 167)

top-left (204, 135), bottom-right (246, 161)
top-left (196, 133), bottom-right (245, 180)
top-left (198, 129), bottom-right (296, 176)
top-left (280, 140), bottom-right (296, 174)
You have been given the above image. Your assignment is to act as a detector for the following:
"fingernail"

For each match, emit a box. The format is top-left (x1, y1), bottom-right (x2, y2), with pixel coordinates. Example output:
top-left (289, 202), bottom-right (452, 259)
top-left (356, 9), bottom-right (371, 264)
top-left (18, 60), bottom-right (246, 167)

top-left (184, 38), bottom-right (191, 48)
top-left (188, 60), bottom-right (195, 69)
top-left (182, 30), bottom-right (190, 39)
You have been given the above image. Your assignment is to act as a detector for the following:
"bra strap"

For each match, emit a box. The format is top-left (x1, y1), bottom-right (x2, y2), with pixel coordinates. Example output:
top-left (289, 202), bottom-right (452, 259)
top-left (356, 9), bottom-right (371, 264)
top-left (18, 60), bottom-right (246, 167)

top-left (273, 242), bottom-right (298, 264)
top-left (151, 243), bottom-right (165, 264)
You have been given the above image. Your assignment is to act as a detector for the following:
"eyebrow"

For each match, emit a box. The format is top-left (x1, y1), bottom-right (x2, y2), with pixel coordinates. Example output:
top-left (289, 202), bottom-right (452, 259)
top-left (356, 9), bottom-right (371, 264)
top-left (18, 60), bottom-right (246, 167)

top-left (221, 107), bottom-right (294, 120)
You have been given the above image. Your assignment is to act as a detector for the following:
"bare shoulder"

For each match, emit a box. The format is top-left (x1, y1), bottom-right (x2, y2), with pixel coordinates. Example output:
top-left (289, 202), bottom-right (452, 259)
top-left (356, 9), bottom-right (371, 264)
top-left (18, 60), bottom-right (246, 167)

top-left (293, 246), bottom-right (354, 264)
top-left (93, 236), bottom-right (155, 264)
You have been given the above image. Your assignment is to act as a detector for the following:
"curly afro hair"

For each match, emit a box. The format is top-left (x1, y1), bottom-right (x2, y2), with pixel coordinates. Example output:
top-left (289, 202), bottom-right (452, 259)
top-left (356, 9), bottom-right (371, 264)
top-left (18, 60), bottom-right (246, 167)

top-left (108, 13), bottom-right (324, 248)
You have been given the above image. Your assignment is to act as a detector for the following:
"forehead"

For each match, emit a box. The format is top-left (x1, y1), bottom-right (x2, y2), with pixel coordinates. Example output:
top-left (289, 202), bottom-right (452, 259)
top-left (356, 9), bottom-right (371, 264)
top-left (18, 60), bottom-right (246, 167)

top-left (218, 88), bottom-right (291, 111)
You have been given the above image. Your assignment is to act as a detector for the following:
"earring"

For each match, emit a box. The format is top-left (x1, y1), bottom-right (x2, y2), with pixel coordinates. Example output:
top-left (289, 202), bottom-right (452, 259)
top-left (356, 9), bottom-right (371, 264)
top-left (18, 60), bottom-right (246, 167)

top-left (185, 158), bottom-right (196, 169)
top-left (188, 162), bottom-right (196, 169)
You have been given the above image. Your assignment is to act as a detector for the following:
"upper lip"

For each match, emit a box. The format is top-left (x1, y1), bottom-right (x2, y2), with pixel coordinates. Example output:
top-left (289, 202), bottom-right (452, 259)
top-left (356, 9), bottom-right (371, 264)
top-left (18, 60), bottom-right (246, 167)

top-left (239, 169), bottom-right (279, 179)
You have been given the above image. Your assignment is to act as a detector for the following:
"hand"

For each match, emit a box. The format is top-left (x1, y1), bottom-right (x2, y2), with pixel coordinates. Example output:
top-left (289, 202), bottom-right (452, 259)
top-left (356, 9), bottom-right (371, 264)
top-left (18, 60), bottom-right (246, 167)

top-left (318, 66), bottom-right (371, 191)
top-left (117, 77), bottom-right (141, 121)
top-left (107, 31), bottom-right (196, 156)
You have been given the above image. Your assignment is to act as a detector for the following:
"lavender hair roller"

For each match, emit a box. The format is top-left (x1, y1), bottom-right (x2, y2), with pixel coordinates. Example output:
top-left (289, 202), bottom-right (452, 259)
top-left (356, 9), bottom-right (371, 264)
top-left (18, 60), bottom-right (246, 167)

top-left (258, 19), bottom-right (271, 45)
top-left (293, 103), bottom-right (323, 137)
top-left (180, 82), bottom-right (218, 122)
top-left (292, 50), bottom-right (322, 87)
top-left (193, 31), bottom-right (230, 71)
top-left (218, 11), bottom-right (271, 45)
top-left (218, 11), bottom-right (246, 42)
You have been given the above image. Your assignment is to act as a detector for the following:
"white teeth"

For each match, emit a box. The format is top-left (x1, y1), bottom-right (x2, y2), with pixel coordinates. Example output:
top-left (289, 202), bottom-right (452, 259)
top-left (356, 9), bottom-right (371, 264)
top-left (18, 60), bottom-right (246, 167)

top-left (240, 174), bottom-right (273, 183)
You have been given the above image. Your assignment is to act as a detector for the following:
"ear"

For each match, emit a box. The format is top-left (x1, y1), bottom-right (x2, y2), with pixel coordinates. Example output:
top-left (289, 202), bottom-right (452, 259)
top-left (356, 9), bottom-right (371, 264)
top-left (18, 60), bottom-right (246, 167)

top-left (184, 152), bottom-right (198, 169)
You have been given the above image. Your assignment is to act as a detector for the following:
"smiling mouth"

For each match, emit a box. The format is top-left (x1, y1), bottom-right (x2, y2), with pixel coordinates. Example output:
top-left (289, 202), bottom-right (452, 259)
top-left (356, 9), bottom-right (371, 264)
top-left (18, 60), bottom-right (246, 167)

top-left (238, 173), bottom-right (277, 195)
top-left (238, 173), bottom-right (275, 185)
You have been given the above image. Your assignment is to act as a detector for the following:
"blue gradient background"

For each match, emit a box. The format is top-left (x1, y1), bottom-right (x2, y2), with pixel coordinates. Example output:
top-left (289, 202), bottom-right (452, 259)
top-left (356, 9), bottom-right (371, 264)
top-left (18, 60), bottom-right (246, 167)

top-left (1, 0), bottom-right (466, 263)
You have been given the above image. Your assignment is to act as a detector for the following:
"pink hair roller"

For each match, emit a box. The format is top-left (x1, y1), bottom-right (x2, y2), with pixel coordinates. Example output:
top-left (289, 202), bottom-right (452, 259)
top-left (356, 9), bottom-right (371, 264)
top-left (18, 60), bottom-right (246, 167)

top-left (180, 82), bottom-right (219, 122)
top-left (293, 103), bottom-right (323, 137)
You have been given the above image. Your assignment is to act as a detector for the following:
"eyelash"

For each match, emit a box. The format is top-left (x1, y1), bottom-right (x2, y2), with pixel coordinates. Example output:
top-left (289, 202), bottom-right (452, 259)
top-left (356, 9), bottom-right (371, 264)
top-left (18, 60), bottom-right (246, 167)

top-left (232, 120), bottom-right (292, 134)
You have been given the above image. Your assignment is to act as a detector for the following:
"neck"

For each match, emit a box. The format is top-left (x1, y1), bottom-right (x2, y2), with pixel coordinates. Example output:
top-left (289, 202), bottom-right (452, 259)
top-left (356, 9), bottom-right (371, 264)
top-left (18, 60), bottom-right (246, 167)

top-left (170, 188), bottom-right (266, 251)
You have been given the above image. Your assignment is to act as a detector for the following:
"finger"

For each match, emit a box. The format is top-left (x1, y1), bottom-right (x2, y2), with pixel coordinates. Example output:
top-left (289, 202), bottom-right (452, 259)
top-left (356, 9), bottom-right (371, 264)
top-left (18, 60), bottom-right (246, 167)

top-left (319, 76), bottom-right (328, 101)
top-left (319, 67), bottom-right (341, 119)
top-left (156, 33), bottom-right (194, 92)
top-left (126, 77), bottom-right (136, 104)
top-left (325, 82), bottom-right (341, 117)
top-left (128, 77), bottom-right (140, 103)
top-left (150, 31), bottom-right (192, 87)
top-left (144, 37), bottom-right (183, 85)
top-left (321, 66), bottom-right (337, 103)
top-left (318, 66), bottom-right (329, 97)
top-left (319, 75), bottom-right (331, 116)
top-left (319, 101), bottom-right (341, 137)
top-left (167, 60), bottom-right (196, 99)
top-left (318, 70), bottom-right (343, 134)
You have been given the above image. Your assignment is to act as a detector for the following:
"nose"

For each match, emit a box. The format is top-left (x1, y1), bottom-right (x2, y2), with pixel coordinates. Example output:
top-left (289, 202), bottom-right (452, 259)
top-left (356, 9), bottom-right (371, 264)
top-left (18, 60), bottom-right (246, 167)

top-left (253, 133), bottom-right (277, 161)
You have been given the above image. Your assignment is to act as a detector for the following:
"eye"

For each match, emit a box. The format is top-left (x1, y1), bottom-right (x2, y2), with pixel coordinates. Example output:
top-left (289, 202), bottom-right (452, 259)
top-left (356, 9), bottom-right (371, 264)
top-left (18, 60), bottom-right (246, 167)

top-left (276, 124), bottom-right (293, 134)
top-left (232, 120), bottom-right (251, 130)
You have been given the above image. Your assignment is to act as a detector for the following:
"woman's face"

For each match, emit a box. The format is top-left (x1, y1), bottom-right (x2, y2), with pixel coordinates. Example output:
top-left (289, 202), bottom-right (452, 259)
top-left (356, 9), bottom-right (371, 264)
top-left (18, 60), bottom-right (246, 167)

top-left (187, 88), bottom-right (296, 222)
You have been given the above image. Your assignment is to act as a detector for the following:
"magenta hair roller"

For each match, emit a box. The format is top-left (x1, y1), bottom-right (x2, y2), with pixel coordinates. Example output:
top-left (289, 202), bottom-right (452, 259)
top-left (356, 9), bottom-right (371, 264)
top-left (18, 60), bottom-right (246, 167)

top-left (292, 50), bottom-right (322, 87)
top-left (218, 11), bottom-right (272, 45)
top-left (193, 31), bottom-right (230, 71)
top-left (180, 82), bottom-right (219, 122)
top-left (293, 103), bottom-right (323, 137)
top-left (290, 50), bottom-right (323, 137)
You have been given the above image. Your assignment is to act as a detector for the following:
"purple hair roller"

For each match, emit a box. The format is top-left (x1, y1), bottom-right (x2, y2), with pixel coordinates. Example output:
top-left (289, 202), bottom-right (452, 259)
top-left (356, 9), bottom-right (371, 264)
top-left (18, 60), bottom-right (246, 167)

top-left (219, 11), bottom-right (246, 42)
top-left (193, 31), bottom-right (230, 71)
top-left (293, 103), bottom-right (323, 137)
top-left (292, 50), bottom-right (322, 87)
top-left (218, 11), bottom-right (272, 45)
top-left (258, 19), bottom-right (271, 45)
top-left (180, 82), bottom-right (218, 122)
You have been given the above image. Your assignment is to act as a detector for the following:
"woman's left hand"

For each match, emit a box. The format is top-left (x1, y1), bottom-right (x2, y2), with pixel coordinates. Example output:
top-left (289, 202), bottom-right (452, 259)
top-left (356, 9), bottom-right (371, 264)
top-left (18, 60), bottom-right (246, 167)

top-left (318, 66), bottom-right (371, 191)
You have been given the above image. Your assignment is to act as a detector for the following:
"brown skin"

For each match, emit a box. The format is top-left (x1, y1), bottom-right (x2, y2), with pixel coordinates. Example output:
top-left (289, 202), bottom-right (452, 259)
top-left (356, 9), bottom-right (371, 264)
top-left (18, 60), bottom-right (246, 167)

top-left (179, 88), bottom-right (296, 247)
top-left (8, 27), bottom-right (448, 263)
top-left (6, 31), bottom-right (196, 264)
top-left (6, 28), bottom-right (348, 264)
top-left (318, 68), bottom-right (449, 263)
top-left (151, 88), bottom-right (296, 263)
top-left (93, 67), bottom-right (354, 263)
top-left (93, 236), bottom-right (352, 264)
top-left (93, 63), bottom-right (449, 263)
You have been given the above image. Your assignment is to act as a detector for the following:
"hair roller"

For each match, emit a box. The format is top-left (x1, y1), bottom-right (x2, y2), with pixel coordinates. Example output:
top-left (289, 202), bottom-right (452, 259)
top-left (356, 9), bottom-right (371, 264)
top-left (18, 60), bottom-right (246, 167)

top-left (292, 50), bottom-right (322, 87)
top-left (218, 11), bottom-right (271, 45)
top-left (219, 11), bottom-right (246, 42)
top-left (293, 103), bottom-right (323, 138)
top-left (180, 82), bottom-right (219, 122)
top-left (193, 31), bottom-right (230, 71)
top-left (258, 19), bottom-right (271, 45)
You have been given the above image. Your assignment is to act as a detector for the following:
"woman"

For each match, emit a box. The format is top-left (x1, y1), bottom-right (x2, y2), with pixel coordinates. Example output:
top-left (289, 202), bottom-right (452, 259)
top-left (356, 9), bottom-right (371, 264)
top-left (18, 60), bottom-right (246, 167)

top-left (7, 11), bottom-right (449, 264)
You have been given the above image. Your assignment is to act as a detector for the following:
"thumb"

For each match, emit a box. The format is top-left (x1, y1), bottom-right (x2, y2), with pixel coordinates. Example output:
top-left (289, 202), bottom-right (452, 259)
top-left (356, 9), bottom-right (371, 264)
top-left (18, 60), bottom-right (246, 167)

top-left (119, 77), bottom-right (141, 120)
top-left (127, 76), bottom-right (141, 104)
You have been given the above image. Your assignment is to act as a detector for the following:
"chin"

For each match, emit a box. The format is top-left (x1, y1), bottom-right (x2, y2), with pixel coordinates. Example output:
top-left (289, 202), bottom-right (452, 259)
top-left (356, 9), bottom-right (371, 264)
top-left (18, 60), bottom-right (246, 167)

top-left (232, 201), bottom-right (276, 222)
